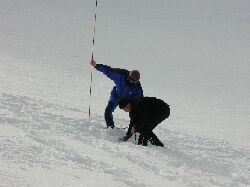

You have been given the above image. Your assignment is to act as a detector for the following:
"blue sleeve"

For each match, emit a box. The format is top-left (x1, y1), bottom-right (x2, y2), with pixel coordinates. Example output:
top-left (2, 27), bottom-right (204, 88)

top-left (95, 64), bottom-right (125, 84)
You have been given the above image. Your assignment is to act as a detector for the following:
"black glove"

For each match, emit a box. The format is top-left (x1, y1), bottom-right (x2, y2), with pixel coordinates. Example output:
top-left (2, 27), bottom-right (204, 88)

top-left (122, 134), bottom-right (133, 142)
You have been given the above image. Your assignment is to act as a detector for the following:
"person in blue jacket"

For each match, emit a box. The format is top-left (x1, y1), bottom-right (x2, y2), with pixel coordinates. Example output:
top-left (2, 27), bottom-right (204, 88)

top-left (90, 59), bottom-right (143, 129)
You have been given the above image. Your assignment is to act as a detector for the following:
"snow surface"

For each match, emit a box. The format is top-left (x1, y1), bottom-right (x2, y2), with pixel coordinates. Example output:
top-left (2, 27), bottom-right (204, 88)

top-left (0, 0), bottom-right (250, 186)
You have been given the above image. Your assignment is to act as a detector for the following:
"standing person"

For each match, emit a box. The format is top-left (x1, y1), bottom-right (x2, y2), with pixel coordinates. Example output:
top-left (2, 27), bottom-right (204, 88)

top-left (119, 97), bottom-right (170, 147)
top-left (90, 59), bottom-right (143, 129)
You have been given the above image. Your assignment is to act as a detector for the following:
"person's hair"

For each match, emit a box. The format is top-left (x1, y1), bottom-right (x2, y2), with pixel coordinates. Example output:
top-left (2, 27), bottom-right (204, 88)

top-left (119, 97), bottom-right (130, 109)
top-left (129, 70), bottom-right (140, 82)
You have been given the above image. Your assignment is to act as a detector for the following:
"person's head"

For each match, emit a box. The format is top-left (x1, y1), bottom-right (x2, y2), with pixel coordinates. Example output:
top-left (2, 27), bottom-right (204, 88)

top-left (119, 97), bottom-right (132, 112)
top-left (128, 70), bottom-right (140, 84)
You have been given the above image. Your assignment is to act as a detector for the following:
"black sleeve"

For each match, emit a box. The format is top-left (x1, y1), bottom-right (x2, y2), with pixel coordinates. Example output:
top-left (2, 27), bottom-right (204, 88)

top-left (126, 125), bottom-right (133, 136)
top-left (133, 122), bottom-right (144, 133)
top-left (126, 112), bottom-right (135, 135)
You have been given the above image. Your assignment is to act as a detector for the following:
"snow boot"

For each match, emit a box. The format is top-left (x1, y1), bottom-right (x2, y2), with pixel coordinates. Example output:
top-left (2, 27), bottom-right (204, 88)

top-left (149, 133), bottom-right (164, 147)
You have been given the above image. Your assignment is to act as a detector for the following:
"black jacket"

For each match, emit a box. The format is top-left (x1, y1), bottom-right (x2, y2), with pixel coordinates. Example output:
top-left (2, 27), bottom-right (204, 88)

top-left (127, 97), bottom-right (170, 134)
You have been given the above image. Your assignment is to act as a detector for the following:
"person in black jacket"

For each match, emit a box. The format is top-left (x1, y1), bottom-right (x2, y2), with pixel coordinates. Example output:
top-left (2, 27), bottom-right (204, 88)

top-left (119, 97), bottom-right (170, 147)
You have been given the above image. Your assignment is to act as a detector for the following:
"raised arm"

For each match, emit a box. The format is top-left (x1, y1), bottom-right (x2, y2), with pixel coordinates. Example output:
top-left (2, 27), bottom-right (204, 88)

top-left (90, 59), bottom-right (128, 84)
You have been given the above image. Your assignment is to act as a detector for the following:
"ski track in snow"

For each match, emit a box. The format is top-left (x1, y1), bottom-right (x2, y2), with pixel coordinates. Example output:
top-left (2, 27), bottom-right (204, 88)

top-left (0, 93), bottom-right (249, 187)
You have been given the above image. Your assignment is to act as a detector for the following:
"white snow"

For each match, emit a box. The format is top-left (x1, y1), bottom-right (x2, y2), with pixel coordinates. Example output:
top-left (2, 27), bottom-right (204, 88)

top-left (0, 0), bottom-right (250, 186)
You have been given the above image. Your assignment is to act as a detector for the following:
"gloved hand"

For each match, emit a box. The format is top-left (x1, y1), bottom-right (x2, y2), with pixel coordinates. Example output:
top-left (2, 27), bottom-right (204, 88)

top-left (122, 134), bottom-right (132, 142)
top-left (131, 127), bottom-right (137, 134)
top-left (90, 59), bottom-right (97, 67)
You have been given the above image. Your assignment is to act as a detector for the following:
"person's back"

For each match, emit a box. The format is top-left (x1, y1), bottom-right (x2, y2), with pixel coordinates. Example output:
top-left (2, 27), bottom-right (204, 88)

top-left (119, 96), bottom-right (170, 146)
top-left (132, 97), bottom-right (169, 128)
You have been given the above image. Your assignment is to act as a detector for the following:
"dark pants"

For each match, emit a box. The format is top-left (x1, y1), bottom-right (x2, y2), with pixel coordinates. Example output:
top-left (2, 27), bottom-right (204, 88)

top-left (139, 104), bottom-right (170, 146)
top-left (138, 131), bottom-right (164, 147)
top-left (104, 100), bottom-right (118, 128)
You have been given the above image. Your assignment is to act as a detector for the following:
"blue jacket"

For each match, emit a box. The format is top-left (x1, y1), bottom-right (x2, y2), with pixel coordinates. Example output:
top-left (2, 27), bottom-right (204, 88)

top-left (95, 64), bottom-right (143, 104)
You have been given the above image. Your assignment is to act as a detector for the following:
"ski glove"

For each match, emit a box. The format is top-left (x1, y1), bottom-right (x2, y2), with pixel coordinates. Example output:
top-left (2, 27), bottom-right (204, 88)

top-left (122, 134), bottom-right (133, 142)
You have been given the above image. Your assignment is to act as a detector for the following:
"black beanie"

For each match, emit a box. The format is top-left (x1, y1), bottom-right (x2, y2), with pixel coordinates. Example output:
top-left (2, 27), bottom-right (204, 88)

top-left (119, 97), bottom-right (130, 109)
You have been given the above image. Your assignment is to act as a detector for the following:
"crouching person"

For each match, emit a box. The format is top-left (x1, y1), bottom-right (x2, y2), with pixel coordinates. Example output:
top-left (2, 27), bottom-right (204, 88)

top-left (119, 97), bottom-right (170, 147)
